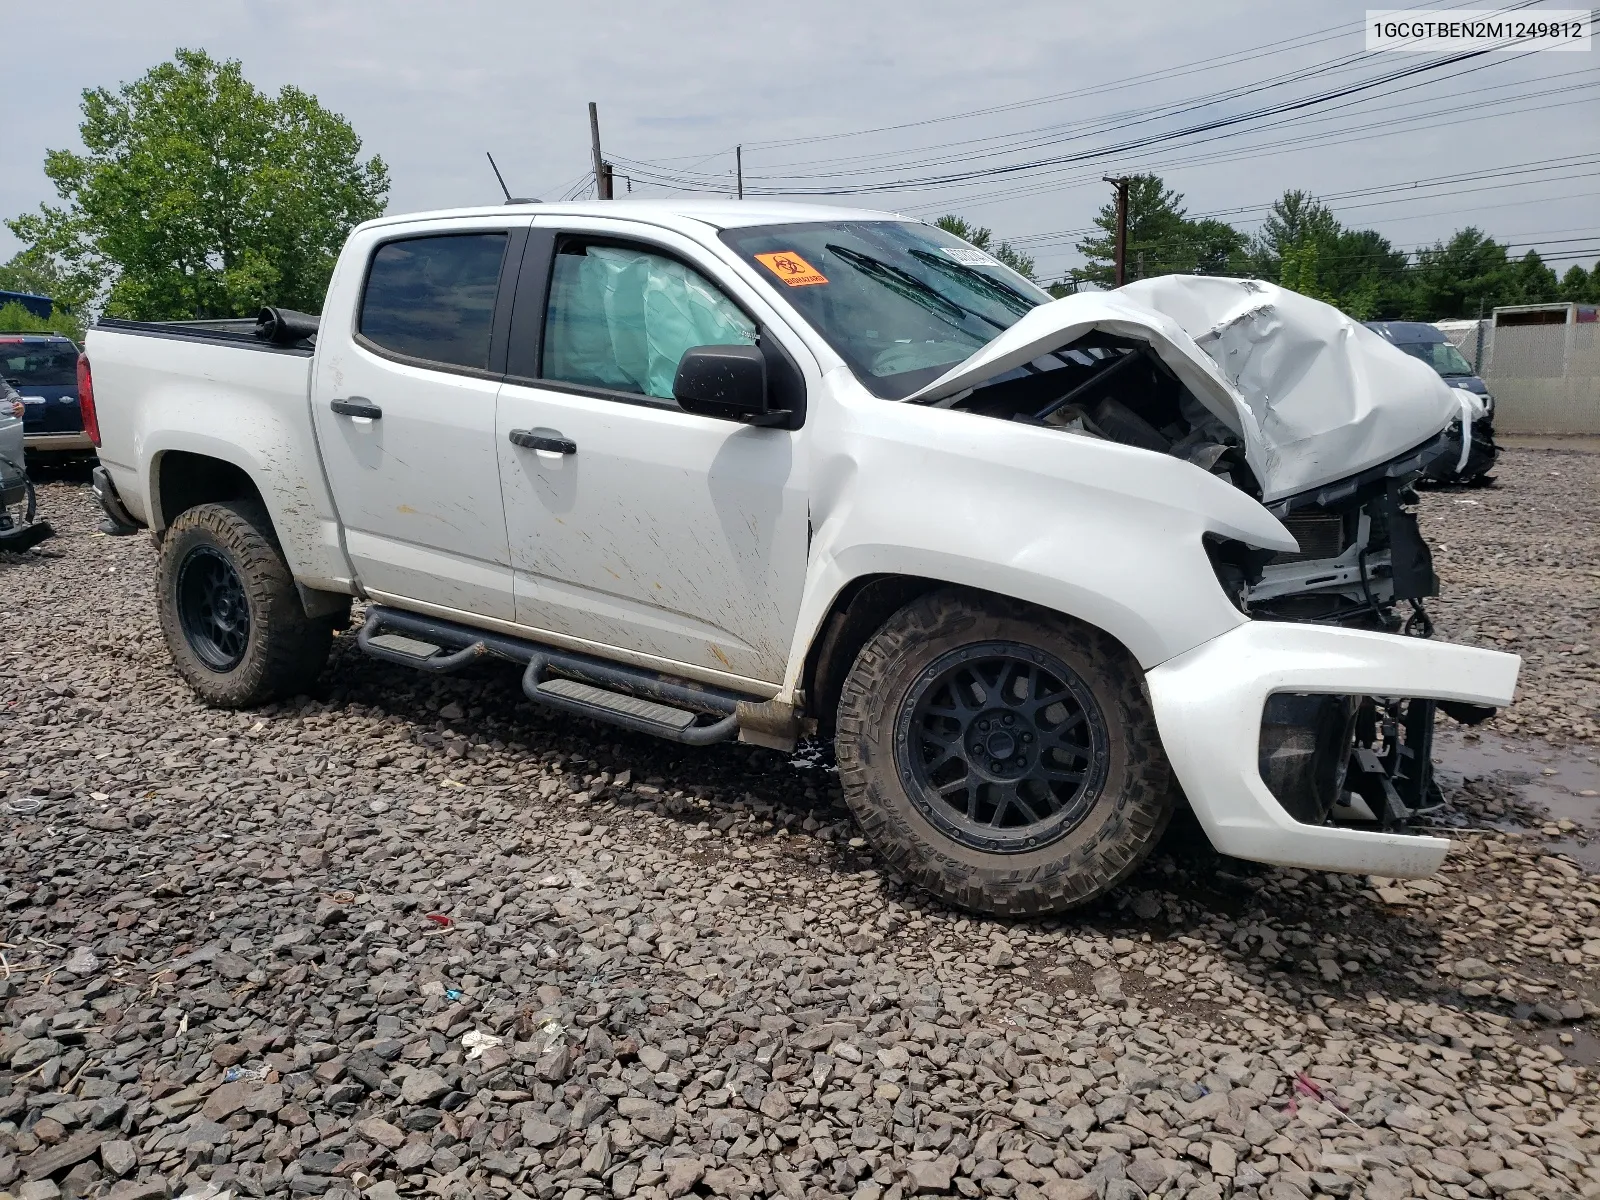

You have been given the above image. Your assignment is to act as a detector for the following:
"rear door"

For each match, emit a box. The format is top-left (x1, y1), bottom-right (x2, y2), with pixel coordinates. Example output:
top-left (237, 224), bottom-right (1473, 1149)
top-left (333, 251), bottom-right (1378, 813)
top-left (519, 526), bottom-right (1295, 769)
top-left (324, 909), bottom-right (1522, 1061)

top-left (494, 221), bottom-right (811, 686)
top-left (312, 218), bottom-right (527, 619)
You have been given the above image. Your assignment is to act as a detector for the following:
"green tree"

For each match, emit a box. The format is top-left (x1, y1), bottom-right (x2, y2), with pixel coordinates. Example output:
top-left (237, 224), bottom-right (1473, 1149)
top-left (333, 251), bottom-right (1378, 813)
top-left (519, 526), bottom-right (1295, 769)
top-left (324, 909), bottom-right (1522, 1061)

top-left (0, 247), bottom-right (86, 339)
top-left (0, 246), bottom-right (71, 303)
top-left (1252, 191), bottom-right (1410, 319)
top-left (1278, 241), bottom-right (1334, 305)
top-left (1251, 190), bottom-right (1341, 278)
top-left (1182, 217), bottom-right (1251, 277)
top-left (0, 301), bottom-right (85, 342)
top-left (934, 215), bottom-right (1037, 280)
top-left (1560, 264), bottom-right (1591, 303)
top-left (1405, 227), bottom-right (1514, 319)
top-left (1507, 250), bottom-right (1559, 305)
top-left (0, 301), bottom-right (79, 340)
top-left (1320, 229), bottom-right (1408, 319)
top-left (6, 48), bottom-right (389, 320)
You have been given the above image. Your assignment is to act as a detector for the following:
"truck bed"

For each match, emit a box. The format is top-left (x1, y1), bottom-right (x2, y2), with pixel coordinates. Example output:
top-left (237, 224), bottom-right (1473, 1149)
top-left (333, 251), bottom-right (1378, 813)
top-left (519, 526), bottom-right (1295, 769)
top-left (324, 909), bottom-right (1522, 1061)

top-left (87, 321), bottom-right (354, 593)
top-left (95, 317), bottom-right (316, 355)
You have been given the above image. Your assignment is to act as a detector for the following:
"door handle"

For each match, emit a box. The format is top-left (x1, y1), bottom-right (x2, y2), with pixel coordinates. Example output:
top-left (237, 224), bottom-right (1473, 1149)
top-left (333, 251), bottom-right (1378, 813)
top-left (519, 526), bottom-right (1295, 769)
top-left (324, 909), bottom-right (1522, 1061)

top-left (331, 398), bottom-right (383, 419)
top-left (509, 428), bottom-right (577, 455)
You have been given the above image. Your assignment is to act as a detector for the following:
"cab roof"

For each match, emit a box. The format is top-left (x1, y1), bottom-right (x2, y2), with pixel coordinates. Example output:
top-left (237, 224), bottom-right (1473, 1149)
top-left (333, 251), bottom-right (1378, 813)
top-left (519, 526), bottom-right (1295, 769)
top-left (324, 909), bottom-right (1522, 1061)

top-left (362, 197), bottom-right (914, 233)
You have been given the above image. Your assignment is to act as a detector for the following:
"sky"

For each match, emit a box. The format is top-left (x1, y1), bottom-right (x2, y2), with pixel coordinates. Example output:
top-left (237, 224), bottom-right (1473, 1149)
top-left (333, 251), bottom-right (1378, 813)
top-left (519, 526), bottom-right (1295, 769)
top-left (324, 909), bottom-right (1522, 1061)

top-left (3, 1), bottom-right (1597, 283)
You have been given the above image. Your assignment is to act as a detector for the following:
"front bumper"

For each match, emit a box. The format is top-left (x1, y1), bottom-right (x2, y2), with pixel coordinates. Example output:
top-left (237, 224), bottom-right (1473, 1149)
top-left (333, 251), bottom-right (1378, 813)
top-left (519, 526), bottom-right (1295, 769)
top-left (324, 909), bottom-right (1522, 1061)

top-left (25, 431), bottom-right (95, 452)
top-left (1146, 622), bottom-right (1520, 878)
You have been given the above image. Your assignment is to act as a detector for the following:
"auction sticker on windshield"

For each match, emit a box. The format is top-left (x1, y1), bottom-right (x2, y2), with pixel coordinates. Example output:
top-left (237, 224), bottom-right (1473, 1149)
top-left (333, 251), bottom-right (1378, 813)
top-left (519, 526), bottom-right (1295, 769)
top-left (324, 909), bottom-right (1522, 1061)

top-left (941, 246), bottom-right (1001, 267)
top-left (755, 251), bottom-right (828, 287)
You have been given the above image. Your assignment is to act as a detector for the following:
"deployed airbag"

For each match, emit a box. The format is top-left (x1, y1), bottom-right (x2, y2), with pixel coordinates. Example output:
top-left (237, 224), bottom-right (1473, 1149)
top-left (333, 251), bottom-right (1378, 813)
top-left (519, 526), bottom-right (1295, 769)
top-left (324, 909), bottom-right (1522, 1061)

top-left (544, 245), bottom-right (757, 400)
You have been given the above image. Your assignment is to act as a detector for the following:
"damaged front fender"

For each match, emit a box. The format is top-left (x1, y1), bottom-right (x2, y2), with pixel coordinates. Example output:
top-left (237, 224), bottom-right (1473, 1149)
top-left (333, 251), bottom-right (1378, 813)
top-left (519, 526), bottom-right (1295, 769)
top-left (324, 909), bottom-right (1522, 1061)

top-left (783, 388), bottom-right (1302, 693)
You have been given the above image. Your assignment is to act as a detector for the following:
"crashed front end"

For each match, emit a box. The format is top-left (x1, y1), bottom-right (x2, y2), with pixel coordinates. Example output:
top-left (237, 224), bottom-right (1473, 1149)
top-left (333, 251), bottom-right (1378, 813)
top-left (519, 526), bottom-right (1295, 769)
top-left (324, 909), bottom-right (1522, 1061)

top-left (1146, 622), bottom-right (1517, 877)
top-left (908, 275), bottom-right (1521, 875)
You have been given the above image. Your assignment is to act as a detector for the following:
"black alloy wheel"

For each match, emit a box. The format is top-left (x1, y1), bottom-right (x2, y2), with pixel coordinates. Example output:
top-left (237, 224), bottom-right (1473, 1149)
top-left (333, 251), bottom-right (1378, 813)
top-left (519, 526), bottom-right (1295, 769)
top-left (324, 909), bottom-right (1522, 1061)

top-left (893, 642), bottom-right (1110, 854)
top-left (175, 545), bottom-right (251, 671)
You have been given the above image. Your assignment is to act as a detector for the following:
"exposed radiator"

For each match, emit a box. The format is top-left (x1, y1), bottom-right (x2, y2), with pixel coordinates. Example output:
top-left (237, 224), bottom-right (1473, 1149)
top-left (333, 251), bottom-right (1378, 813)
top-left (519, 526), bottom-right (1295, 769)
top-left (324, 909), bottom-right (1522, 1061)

top-left (1272, 512), bottom-right (1347, 564)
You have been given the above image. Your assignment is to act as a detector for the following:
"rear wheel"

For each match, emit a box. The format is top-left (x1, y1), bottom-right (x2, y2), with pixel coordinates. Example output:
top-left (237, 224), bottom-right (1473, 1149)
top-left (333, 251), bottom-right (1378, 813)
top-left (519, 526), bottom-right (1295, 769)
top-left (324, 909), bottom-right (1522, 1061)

top-left (835, 590), bottom-right (1174, 915)
top-left (157, 501), bottom-right (332, 707)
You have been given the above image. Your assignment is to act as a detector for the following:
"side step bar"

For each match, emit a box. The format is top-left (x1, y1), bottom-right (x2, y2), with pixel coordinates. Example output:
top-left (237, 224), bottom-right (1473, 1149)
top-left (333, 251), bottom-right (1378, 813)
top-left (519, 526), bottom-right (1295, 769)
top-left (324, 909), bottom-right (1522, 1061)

top-left (355, 606), bottom-right (743, 745)
top-left (521, 652), bottom-right (738, 745)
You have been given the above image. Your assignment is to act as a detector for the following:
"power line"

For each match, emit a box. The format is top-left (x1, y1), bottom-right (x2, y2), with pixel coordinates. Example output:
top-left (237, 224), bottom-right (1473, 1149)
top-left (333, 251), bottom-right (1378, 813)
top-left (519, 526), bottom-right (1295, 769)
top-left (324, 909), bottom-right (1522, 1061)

top-left (901, 74), bottom-right (1600, 213)
top-left (1009, 155), bottom-right (1600, 249)
top-left (618, 45), bottom-right (1484, 188)
top-left (608, 0), bottom-right (1545, 193)
top-left (667, 49), bottom-right (1541, 196)
top-left (726, 0), bottom-right (1520, 163)
top-left (737, 15), bottom-right (1370, 154)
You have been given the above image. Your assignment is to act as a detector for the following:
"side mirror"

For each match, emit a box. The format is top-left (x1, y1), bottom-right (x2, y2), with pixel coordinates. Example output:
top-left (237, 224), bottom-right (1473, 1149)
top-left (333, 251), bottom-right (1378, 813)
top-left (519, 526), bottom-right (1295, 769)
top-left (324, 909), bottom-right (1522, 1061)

top-left (673, 344), bottom-right (774, 422)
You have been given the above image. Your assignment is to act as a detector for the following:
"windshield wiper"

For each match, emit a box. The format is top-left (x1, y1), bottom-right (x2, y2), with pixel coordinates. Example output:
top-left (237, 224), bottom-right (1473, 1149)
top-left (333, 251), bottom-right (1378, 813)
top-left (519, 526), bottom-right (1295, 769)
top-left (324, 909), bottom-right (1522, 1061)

top-left (825, 244), bottom-right (1008, 333)
top-left (907, 249), bottom-right (1038, 318)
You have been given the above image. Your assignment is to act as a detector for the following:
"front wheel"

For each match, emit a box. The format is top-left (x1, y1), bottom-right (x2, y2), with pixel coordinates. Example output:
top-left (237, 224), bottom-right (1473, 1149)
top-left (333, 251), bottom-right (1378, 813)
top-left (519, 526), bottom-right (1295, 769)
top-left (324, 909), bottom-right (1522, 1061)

top-left (835, 590), bottom-right (1175, 916)
top-left (156, 501), bottom-right (332, 707)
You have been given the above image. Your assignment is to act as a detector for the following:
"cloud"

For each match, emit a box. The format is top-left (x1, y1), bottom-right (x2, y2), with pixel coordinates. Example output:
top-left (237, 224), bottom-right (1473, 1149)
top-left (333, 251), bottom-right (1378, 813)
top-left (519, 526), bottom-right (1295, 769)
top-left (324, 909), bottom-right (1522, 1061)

top-left (3, 0), bottom-right (1594, 282)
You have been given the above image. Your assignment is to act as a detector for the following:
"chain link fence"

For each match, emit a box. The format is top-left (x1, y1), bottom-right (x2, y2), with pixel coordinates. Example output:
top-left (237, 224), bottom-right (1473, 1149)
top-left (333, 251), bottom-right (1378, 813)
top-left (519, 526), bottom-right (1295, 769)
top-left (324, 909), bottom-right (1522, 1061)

top-left (1475, 321), bottom-right (1600, 435)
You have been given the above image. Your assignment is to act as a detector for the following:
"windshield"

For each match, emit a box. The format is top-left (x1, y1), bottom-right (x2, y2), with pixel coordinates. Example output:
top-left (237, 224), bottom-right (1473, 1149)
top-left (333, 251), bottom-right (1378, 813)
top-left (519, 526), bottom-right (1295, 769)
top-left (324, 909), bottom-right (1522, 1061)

top-left (720, 220), bottom-right (1051, 399)
top-left (1396, 339), bottom-right (1475, 378)
top-left (0, 340), bottom-right (78, 387)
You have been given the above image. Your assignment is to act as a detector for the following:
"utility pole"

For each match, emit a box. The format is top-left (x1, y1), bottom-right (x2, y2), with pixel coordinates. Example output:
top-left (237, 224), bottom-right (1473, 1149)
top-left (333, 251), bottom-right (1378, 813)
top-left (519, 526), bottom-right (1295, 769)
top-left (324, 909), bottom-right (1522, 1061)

top-left (736, 145), bottom-right (743, 200)
top-left (588, 102), bottom-right (612, 200)
top-left (1103, 176), bottom-right (1130, 287)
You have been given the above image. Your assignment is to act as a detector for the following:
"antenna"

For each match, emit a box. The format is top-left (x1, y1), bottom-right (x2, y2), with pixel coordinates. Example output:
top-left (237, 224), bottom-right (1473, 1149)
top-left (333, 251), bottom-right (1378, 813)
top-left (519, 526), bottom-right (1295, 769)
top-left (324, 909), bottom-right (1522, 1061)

top-left (486, 152), bottom-right (537, 204)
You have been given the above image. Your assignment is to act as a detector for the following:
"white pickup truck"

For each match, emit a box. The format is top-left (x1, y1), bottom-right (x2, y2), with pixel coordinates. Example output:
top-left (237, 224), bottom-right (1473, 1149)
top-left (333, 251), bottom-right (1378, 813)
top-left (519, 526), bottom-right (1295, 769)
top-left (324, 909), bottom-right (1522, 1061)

top-left (85, 199), bottom-right (1519, 915)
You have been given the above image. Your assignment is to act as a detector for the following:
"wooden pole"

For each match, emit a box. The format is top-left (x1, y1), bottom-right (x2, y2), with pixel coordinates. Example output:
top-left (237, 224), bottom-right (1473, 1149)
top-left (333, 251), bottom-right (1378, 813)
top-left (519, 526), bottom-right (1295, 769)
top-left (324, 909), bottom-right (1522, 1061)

top-left (1104, 176), bottom-right (1130, 288)
top-left (589, 102), bottom-right (610, 200)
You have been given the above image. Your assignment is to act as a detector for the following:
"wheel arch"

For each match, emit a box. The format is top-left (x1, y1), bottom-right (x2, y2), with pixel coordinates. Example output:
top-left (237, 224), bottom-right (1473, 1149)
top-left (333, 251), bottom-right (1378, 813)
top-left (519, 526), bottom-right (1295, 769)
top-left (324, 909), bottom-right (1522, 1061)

top-left (152, 449), bottom-right (266, 535)
top-left (799, 573), bottom-right (1148, 740)
top-left (150, 450), bottom-right (351, 625)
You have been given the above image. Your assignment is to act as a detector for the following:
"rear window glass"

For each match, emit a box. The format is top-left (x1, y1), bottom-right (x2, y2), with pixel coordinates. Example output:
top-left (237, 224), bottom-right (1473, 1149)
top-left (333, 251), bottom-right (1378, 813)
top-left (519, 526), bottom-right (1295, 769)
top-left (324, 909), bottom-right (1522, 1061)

top-left (359, 233), bottom-right (508, 369)
top-left (0, 342), bottom-right (78, 387)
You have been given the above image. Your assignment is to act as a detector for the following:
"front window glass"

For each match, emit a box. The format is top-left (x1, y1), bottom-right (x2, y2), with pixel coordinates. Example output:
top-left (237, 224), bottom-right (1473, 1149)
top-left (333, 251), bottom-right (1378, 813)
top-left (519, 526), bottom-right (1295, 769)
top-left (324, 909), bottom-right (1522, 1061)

top-left (721, 221), bottom-right (1050, 399)
top-left (360, 233), bottom-right (508, 369)
top-left (1397, 339), bottom-right (1475, 377)
top-left (542, 242), bottom-right (757, 401)
top-left (0, 341), bottom-right (78, 387)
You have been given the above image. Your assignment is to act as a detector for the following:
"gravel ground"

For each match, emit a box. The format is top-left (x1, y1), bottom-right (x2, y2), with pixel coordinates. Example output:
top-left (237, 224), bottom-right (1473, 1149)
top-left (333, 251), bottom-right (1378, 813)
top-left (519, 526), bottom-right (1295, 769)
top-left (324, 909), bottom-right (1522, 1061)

top-left (1424, 447), bottom-right (1600, 746)
top-left (4, 453), bottom-right (1600, 1200)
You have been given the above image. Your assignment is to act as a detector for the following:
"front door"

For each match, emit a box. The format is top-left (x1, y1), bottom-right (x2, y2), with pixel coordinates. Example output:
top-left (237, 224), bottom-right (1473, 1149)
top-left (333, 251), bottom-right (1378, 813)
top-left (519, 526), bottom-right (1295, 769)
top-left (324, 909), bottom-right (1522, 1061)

top-left (312, 223), bottom-right (521, 619)
top-left (496, 230), bottom-right (809, 685)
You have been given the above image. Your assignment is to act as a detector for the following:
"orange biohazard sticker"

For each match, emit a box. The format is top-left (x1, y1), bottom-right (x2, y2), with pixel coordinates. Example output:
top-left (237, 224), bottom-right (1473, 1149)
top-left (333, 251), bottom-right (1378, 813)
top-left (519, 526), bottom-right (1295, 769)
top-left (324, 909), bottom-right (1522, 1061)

top-left (755, 251), bottom-right (828, 287)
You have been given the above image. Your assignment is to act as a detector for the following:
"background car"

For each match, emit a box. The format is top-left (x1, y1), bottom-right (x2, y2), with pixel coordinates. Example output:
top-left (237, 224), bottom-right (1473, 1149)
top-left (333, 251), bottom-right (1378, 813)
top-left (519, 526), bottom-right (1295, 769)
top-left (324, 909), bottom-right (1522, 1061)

top-left (0, 377), bottom-right (54, 551)
top-left (0, 378), bottom-right (26, 511)
top-left (1365, 320), bottom-right (1498, 485)
top-left (0, 333), bottom-right (91, 457)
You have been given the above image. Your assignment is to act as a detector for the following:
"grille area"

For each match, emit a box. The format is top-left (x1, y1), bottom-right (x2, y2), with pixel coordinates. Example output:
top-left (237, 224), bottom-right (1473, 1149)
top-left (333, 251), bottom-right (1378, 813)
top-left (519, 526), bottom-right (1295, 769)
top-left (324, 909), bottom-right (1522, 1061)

top-left (1272, 512), bottom-right (1346, 564)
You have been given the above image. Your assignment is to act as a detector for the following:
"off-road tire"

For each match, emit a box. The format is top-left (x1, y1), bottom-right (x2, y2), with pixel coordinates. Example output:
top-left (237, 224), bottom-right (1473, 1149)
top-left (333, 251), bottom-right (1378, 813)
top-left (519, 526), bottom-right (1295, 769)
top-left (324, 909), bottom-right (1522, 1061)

top-left (836, 589), bottom-right (1174, 916)
top-left (156, 501), bottom-right (332, 708)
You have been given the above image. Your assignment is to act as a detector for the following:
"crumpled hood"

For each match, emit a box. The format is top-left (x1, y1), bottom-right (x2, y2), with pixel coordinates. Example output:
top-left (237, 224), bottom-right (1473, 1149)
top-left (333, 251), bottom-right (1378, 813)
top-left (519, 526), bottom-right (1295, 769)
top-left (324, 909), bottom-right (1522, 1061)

top-left (904, 276), bottom-right (1460, 504)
